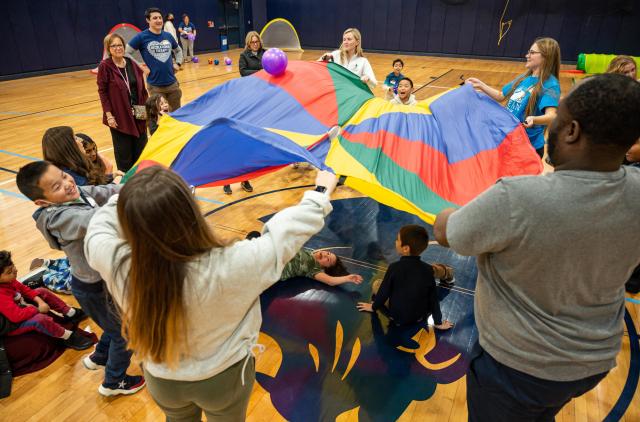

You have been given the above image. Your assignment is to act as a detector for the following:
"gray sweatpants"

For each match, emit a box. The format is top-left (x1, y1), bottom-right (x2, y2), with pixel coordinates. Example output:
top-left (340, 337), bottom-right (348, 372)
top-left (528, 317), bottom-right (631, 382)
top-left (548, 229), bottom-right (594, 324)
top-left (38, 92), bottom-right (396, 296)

top-left (181, 38), bottom-right (195, 60)
top-left (144, 357), bottom-right (255, 422)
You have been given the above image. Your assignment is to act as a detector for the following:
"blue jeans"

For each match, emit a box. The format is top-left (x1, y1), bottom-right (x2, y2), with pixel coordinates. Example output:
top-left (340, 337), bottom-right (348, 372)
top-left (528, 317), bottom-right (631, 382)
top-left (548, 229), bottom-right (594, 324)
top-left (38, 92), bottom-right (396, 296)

top-left (71, 277), bottom-right (132, 384)
top-left (466, 343), bottom-right (608, 422)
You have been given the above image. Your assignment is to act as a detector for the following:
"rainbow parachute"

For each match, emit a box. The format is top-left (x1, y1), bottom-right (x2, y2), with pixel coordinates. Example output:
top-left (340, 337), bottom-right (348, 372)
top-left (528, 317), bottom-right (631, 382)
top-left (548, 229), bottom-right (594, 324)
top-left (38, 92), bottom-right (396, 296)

top-left (131, 61), bottom-right (542, 223)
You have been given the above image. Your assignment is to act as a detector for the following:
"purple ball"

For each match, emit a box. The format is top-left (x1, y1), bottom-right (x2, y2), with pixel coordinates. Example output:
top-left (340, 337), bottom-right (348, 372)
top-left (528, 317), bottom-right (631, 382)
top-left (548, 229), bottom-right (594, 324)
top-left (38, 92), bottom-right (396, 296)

top-left (192, 56), bottom-right (199, 63)
top-left (224, 57), bottom-right (232, 65)
top-left (262, 48), bottom-right (288, 76)
top-left (187, 33), bottom-right (195, 41)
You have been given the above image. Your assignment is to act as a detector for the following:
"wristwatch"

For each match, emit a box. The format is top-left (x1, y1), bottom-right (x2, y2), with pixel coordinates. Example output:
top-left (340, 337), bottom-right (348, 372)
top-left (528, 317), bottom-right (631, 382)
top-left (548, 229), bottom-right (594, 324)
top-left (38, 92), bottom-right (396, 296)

top-left (314, 185), bottom-right (327, 193)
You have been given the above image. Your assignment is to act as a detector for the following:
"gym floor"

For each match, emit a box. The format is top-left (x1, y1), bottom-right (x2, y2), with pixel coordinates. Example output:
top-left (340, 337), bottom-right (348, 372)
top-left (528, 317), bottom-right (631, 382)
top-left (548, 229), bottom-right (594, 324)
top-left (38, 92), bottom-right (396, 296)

top-left (0, 49), bottom-right (638, 421)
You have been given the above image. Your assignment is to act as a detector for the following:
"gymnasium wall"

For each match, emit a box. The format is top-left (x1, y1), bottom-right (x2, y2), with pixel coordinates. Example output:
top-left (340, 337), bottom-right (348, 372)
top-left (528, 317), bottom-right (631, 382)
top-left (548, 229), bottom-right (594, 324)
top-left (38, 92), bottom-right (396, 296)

top-left (3, 0), bottom-right (639, 77)
top-left (265, 0), bottom-right (640, 61)
top-left (0, 0), bottom-right (226, 77)
top-left (251, 0), bottom-right (268, 34)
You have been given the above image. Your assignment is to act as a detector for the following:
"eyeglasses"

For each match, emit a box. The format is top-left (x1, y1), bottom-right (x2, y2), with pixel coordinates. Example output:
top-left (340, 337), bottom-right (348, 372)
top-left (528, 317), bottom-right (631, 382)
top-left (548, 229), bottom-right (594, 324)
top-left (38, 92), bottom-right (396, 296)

top-left (110, 44), bottom-right (124, 49)
top-left (250, 40), bottom-right (260, 44)
top-left (526, 50), bottom-right (542, 56)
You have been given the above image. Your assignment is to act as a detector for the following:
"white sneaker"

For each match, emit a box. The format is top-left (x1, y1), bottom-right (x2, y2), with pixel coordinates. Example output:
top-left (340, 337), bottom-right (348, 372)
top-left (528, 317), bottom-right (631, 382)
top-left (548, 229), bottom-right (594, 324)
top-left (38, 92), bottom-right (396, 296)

top-left (83, 353), bottom-right (106, 370)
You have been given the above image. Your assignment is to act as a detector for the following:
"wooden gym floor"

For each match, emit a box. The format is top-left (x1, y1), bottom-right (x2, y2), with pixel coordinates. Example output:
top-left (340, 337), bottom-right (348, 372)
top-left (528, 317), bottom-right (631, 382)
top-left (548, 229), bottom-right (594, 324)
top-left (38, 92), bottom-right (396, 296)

top-left (0, 49), bottom-right (639, 421)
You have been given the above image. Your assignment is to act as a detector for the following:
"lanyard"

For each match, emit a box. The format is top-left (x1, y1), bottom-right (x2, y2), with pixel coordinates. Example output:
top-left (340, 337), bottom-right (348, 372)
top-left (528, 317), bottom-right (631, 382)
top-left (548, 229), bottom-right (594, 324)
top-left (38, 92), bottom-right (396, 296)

top-left (116, 60), bottom-right (132, 101)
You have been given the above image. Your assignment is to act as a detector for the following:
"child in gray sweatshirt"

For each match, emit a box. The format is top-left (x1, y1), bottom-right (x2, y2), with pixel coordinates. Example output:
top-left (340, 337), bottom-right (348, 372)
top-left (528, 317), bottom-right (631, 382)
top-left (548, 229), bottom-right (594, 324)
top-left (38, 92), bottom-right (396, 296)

top-left (16, 161), bottom-right (145, 397)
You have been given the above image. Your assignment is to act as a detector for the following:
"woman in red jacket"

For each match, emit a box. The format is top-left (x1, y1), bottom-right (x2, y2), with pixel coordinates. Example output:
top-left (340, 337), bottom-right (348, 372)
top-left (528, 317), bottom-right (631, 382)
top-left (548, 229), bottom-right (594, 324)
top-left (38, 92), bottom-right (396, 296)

top-left (97, 33), bottom-right (149, 172)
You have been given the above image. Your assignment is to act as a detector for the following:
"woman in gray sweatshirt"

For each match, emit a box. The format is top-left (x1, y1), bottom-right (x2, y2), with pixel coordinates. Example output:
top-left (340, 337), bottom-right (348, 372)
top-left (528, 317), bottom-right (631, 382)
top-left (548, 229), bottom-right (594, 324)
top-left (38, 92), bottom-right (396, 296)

top-left (84, 166), bottom-right (338, 421)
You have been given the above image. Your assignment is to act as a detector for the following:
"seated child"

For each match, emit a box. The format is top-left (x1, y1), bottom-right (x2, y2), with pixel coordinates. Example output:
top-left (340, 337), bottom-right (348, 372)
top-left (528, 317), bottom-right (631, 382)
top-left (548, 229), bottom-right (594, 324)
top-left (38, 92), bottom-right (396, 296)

top-left (77, 133), bottom-right (120, 183)
top-left (16, 161), bottom-right (145, 397)
top-left (29, 257), bottom-right (72, 294)
top-left (0, 250), bottom-right (92, 350)
top-left (246, 231), bottom-right (363, 286)
top-left (356, 225), bottom-right (453, 329)
top-left (383, 58), bottom-right (405, 99)
top-left (389, 78), bottom-right (418, 106)
top-left (146, 93), bottom-right (170, 136)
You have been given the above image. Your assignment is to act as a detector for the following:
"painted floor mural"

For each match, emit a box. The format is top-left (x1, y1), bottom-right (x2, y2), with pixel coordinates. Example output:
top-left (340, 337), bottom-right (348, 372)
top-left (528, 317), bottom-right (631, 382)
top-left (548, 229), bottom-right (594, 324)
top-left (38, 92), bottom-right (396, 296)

top-left (255, 197), bottom-right (478, 421)
top-left (206, 194), bottom-right (638, 421)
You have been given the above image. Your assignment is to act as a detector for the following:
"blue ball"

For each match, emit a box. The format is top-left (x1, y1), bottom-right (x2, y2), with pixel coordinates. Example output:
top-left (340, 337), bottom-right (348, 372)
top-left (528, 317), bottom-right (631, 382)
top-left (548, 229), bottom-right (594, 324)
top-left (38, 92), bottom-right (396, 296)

top-left (214, 59), bottom-right (219, 65)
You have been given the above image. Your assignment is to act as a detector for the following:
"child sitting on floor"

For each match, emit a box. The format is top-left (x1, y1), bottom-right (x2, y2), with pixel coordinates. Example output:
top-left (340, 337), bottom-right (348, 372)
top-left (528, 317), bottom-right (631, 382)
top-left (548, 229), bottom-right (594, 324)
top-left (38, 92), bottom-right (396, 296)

top-left (383, 58), bottom-right (405, 99)
top-left (389, 77), bottom-right (418, 106)
top-left (0, 250), bottom-right (92, 349)
top-left (356, 225), bottom-right (454, 329)
top-left (246, 231), bottom-right (363, 286)
top-left (145, 93), bottom-right (170, 136)
top-left (28, 257), bottom-right (72, 294)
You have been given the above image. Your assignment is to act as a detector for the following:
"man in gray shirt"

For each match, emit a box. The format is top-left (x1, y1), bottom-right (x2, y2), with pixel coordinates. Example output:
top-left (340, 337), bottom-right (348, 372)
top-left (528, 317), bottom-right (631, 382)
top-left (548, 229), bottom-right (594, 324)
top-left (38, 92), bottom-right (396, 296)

top-left (434, 74), bottom-right (640, 421)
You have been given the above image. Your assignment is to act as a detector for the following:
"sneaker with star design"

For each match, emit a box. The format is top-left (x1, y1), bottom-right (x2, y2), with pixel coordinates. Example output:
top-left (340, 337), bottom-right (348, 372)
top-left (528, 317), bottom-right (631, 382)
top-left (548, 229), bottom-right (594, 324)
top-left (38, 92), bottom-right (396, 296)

top-left (98, 375), bottom-right (146, 396)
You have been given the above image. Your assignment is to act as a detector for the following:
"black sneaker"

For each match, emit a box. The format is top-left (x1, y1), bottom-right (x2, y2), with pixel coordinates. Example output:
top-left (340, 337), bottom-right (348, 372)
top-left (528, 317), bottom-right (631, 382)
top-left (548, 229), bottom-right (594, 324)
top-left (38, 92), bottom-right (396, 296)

top-left (63, 331), bottom-right (94, 350)
top-left (64, 308), bottom-right (88, 325)
top-left (241, 181), bottom-right (253, 192)
top-left (246, 231), bottom-right (261, 240)
top-left (223, 184), bottom-right (232, 195)
top-left (98, 375), bottom-right (146, 397)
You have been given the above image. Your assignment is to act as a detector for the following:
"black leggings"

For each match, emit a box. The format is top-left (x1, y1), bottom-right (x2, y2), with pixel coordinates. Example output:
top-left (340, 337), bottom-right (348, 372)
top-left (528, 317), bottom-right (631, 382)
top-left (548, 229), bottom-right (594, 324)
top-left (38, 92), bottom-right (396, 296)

top-left (109, 128), bottom-right (148, 172)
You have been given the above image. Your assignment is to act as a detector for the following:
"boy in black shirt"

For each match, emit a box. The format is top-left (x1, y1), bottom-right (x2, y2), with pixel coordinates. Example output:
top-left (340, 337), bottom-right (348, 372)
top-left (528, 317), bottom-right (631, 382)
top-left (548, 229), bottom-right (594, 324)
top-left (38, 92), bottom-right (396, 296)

top-left (357, 225), bottom-right (453, 329)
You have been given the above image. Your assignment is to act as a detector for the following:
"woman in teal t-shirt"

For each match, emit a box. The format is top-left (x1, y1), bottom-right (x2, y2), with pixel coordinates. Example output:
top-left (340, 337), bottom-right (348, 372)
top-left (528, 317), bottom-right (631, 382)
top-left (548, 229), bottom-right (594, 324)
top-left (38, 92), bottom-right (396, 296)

top-left (466, 37), bottom-right (561, 158)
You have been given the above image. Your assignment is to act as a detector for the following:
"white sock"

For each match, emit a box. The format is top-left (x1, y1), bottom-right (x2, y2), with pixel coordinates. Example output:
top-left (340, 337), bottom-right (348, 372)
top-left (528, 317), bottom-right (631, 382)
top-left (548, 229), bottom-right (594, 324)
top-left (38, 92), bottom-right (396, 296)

top-left (66, 308), bottom-right (76, 317)
top-left (61, 330), bottom-right (72, 340)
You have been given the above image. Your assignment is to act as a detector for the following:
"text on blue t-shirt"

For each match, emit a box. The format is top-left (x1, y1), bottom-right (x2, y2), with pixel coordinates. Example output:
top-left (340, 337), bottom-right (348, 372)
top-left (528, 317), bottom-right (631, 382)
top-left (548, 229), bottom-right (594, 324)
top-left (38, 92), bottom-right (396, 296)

top-left (501, 74), bottom-right (560, 149)
top-left (178, 22), bottom-right (196, 38)
top-left (128, 29), bottom-right (178, 87)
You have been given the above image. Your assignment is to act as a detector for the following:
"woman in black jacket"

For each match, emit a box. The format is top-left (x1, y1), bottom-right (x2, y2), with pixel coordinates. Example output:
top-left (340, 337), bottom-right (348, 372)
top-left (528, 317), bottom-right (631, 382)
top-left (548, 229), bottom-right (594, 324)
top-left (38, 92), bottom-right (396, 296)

top-left (238, 31), bottom-right (265, 77)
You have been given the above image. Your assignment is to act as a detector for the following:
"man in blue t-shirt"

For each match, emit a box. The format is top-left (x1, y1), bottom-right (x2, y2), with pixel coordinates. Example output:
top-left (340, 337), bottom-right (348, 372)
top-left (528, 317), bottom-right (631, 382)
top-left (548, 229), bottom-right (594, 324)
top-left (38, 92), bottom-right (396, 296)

top-left (126, 7), bottom-right (184, 111)
top-left (501, 75), bottom-right (561, 153)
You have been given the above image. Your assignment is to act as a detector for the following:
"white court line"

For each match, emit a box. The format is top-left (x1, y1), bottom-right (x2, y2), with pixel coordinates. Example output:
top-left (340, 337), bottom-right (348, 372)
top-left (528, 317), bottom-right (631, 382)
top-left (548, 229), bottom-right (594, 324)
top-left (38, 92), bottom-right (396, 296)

top-left (99, 147), bottom-right (114, 153)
